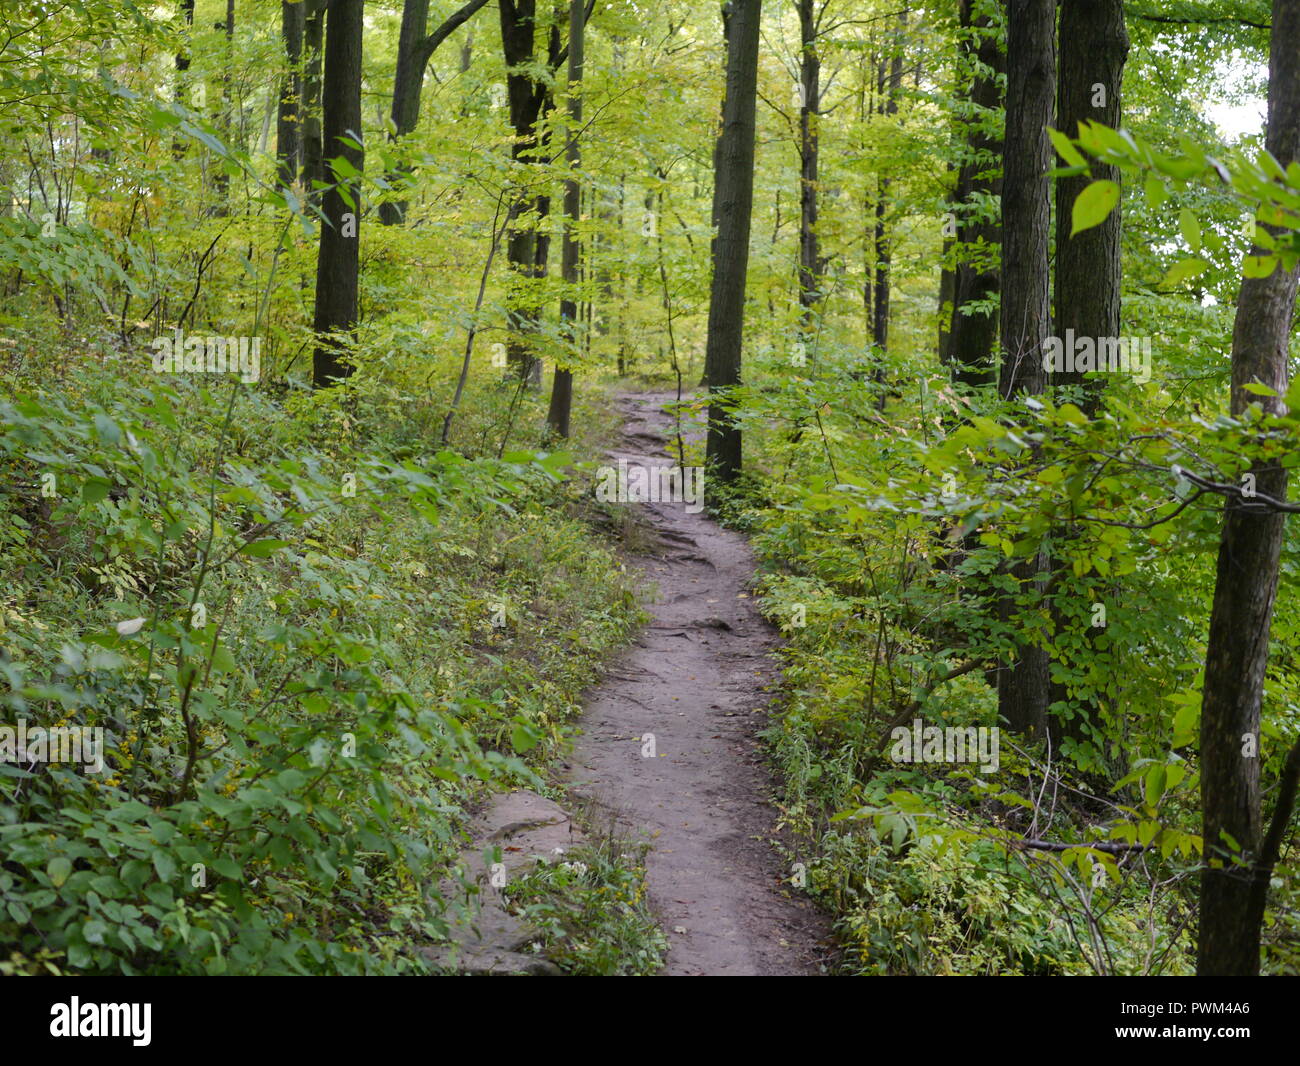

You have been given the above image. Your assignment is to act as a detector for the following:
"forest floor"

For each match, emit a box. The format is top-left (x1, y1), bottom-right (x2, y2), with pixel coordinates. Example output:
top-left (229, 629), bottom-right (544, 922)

top-left (566, 392), bottom-right (831, 975)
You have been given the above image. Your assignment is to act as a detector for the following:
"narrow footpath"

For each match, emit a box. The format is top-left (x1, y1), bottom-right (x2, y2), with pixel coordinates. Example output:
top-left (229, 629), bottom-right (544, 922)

top-left (568, 392), bottom-right (829, 976)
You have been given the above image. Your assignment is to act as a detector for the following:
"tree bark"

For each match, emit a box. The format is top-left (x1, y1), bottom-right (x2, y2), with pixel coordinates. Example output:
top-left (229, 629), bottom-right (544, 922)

top-left (277, 1), bottom-right (305, 191)
top-left (380, 0), bottom-right (489, 225)
top-left (546, 0), bottom-right (584, 438)
top-left (946, 0), bottom-right (1003, 389)
top-left (173, 0), bottom-right (197, 158)
top-left (702, 2), bottom-right (733, 388)
top-left (796, 0), bottom-right (822, 331)
top-left (872, 14), bottom-right (905, 365)
top-left (499, 0), bottom-right (561, 383)
top-left (1049, 0), bottom-right (1129, 749)
top-left (212, 0), bottom-right (236, 215)
top-left (311, 0), bottom-right (364, 387)
top-left (1054, 0), bottom-right (1127, 408)
top-left (999, 0), bottom-right (1053, 400)
top-left (1197, 0), bottom-right (1300, 977)
top-left (704, 0), bottom-right (762, 486)
top-left (997, 0), bottom-right (1055, 739)
top-left (303, 0), bottom-right (326, 203)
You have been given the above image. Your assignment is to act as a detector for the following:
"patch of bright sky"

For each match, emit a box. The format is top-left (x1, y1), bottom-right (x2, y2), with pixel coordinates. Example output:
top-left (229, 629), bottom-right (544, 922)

top-left (1185, 52), bottom-right (1266, 306)
top-left (1202, 50), bottom-right (1267, 143)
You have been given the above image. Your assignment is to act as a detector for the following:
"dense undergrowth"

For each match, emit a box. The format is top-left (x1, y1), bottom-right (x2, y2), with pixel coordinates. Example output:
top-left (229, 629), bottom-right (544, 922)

top-left (0, 333), bottom-right (665, 975)
top-left (702, 344), bottom-right (1300, 976)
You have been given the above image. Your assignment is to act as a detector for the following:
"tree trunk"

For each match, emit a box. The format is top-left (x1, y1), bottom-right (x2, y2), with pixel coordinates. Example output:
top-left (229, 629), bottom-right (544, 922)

top-left (277, 1), bottom-right (305, 191)
top-left (702, 2), bottom-right (733, 388)
top-left (796, 0), bottom-right (821, 330)
top-left (997, 0), bottom-right (1055, 739)
top-left (175, 0), bottom-right (195, 76)
top-left (499, 0), bottom-right (554, 384)
top-left (311, 0), bottom-right (364, 387)
top-left (546, 0), bottom-right (584, 438)
top-left (858, 50), bottom-right (873, 347)
top-left (999, 0), bottom-right (1053, 400)
top-left (872, 17), bottom-right (904, 360)
top-left (704, 0), bottom-right (762, 486)
top-left (173, 0), bottom-right (197, 158)
top-left (303, 0), bottom-right (326, 203)
top-left (947, 0), bottom-right (1003, 389)
top-left (380, 0), bottom-right (488, 225)
top-left (1049, 0), bottom-right (1129, 748)
top-left (1197, 0), bottom-right (1300, 977)
top-left (1054, 0), bottom-right (1127, 409)
top-left (212, 0), bottom-right (236, 215)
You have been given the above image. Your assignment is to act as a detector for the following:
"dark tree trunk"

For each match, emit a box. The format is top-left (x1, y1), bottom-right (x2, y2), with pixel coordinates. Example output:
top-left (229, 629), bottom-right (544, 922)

top-left (277, 1), bottom-right (305, 191)
top-left (212, 0), bottom-right (235, 215)
top-left (1049, 0), bottom-right (1129, 747)
top-left (997, 0), bottom-right (1055, 739)
top-left (176, 0), bottom-right (195, 75)
top-left (702, 0), bottom-right (733, 389)
top-left (947, 0), bottom-right (1003, 389)
top-left (546, 0), bottom-right (584, 438)
top-left (381, 0), bottom-right (430, 226)
top-left (796, 0), bottom-right (822, 330)
top-left (999, 0), bottom-right (1053, 400)
top-left (871, 16), bottom-right (905, 366)
top-left (709, 1), bottom-right (733, 246)
top-left (311, 0), bottom-right (364, 387)
top-left (1054, 0), bottom-right (1127, 408)
top-left (173, 0), bottom-right (197, 159)
top-left (380, 0), bottom-right (489, 225)
top-left (1198, 0), bottom-right (1300, 978)
top-left (858, 52), bottom-right (873, 345)
top-left (303, 0), bottom-right (326, 203)
top-left (704, 0), bottom-right (762, 486)
top-left (529, 177), bottom-right (553, 387)
top-left (499, 0), bottom-right (555, 383)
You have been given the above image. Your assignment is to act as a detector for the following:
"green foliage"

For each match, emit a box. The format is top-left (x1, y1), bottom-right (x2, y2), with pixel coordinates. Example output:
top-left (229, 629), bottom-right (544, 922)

top-left (0, 357), bottom-right (643, 975)
top-left (499, 839), bottom-right (667, 976)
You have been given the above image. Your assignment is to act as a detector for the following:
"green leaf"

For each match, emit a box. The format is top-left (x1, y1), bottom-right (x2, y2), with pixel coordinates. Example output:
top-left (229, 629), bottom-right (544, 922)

top-left (1048, 126), bottom-right (1086, 168)
top-left (152, 850), bottom-right (177, 882)
top-left (1070, 180), bottom-right (1120, 236)
top-left (1144, 173), bottom-right (1167, 208)
top-left (1244, 254), bottom-right (1278, 278)
top-left (1144, 764), bottom-right (1167, 807)
top-left (93, 412), bottom-right (121, 444)
top-left (1160, 257), bottom-right (1209, 287)
top-left (510, 722), bottom-right (541, 754)
top-left (1178, 208), bottom-right (1202, 252)
top-left (213, 857), bottom-right (241, 879)
top-left (239, 538), bottom-right (292, 557)
top-left (47, 856), bottom-right (72, 887)
top-left (82, 477), bottom-right (112, 503)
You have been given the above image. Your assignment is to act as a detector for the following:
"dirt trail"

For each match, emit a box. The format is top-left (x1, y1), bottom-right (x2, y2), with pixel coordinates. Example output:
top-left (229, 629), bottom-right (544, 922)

top-left (568, 392), bottom-right (829, 976)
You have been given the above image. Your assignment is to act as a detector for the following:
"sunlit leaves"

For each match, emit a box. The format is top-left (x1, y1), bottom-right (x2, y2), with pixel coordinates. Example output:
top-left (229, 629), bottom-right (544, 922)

top-left (1070, 179), bottom-right (1120, 236)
